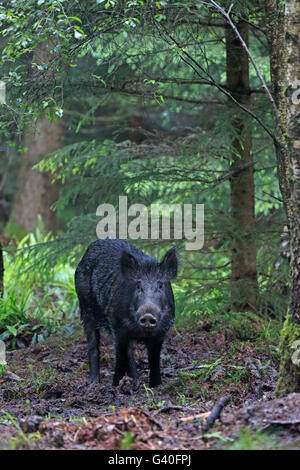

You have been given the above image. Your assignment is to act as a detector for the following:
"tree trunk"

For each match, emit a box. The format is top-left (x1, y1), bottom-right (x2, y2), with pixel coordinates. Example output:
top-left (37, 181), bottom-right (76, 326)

top-left (10, 118), bottom-right (64, 234)
top-left (0, 243), bottom-right (3, 297)
top-left (265, 0), bottom-right (291, 222)
top-left (274, 0), bottom-right (300, 396)
top-left (226, 21), bottom-right (258, 312)
top-left (9, 44), bottom-right (65, 235)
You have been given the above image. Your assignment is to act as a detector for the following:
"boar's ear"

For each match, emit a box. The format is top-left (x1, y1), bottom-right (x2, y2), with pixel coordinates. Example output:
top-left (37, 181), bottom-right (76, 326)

top-left (160, 246), bottom-right (178, 280)
top-left (120, 251), bottom-right (140, 280)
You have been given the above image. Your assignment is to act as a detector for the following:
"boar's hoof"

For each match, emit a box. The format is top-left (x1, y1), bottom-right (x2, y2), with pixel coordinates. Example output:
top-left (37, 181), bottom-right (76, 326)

top-left (149, 378), bottom-right (162, 388)
top-left (87, 375), bottom-right (100, 384)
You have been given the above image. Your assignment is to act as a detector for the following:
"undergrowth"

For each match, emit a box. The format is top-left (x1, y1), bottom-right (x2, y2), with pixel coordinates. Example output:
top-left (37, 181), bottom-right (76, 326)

top-left (0, 221), bottom-right (78, 349)
top-left (0, 220), bottom-right (284, 354)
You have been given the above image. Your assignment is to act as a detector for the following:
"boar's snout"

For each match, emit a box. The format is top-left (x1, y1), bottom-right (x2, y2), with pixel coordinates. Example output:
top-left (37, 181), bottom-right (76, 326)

top-left (139, 313), bottom-right (157, 330)
top-left (137, 302), bottom-right (161, 332)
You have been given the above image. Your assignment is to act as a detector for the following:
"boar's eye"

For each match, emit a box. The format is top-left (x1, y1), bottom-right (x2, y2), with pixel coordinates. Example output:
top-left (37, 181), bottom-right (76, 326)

top-left (136, 281), bottom-right (144, 293)
top-left (157, 281), bottom-right (164, 290)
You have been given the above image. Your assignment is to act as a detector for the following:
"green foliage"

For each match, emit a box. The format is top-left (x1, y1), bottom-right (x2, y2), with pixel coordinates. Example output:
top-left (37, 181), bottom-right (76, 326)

top-left (0, 411), bottom-right (42, 450)
top-left (0, 0), bottom-right (288, 349)
top-left (119, 431), bottom-right (135, 450)
top-left (180, 358), bottom-right (223, 382)
top-left (219, 312), bottom-right (263, 341)
top-left (4, 221), bottom-right (27, 241)
top-left (0, 363), bottom-right (6, 376)
top-left (225, 428), bottom-right (280, 450)
top-left (27, 364), bottom-right (57, 395)
top-left (0, 224), bottom-right (77, 349)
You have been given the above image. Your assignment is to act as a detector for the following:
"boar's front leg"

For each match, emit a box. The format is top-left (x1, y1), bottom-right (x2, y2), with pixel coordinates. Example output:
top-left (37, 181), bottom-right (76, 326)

top-left (85, 320), bottom-right (100, 383)
top-left (127, 342), bottom-right (139, 380)
top-left (147, 339), bottom-right (163, 387)
top-left (113, 334), bottom-right (130, 386)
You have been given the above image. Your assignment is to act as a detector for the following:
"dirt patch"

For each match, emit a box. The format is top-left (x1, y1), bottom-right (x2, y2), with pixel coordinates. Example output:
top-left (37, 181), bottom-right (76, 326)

top-left (0, 324), bottom-right (298, 449)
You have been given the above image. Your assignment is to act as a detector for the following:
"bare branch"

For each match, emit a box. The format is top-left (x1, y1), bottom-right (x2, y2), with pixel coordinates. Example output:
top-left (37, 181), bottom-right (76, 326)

top-left (203, 395), bottom-right (231, 432)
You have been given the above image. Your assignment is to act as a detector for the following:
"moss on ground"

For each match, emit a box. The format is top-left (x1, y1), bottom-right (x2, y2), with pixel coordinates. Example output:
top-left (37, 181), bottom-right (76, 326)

top-left (223, 427), bottom-right (280, 450)
top-left (276, 314), bottom-right (300, 396)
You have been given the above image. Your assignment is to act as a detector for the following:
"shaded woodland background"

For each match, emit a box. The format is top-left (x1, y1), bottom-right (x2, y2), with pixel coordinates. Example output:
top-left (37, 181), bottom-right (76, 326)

top-left (0, 0), bottom-right (299, 450)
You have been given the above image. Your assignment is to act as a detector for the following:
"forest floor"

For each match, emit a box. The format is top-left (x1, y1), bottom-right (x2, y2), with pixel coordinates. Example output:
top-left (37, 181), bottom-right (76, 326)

top-left (1, 322), bottom-right (300, 450)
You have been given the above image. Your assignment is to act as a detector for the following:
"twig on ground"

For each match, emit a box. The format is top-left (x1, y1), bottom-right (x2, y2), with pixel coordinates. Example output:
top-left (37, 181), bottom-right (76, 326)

top-left (180, 412), bottom-right (211, 422)
top-left (203, 395), bottom-right (231, 432)
top-left (153, 405), bottom-right (204, 416)
top-left (140, 409), bottom-right (163, 429)
top-left (260, 419), bottom-right (300, 431)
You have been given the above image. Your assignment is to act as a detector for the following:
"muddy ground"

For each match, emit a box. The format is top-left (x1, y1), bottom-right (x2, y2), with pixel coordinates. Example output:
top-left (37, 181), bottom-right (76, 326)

top-left (1, 323), bottom-right (300, 450)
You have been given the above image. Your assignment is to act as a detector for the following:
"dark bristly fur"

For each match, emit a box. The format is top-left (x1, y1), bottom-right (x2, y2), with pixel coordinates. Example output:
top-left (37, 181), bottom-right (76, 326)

top-left (75, 239), bottom-right (178, 387)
